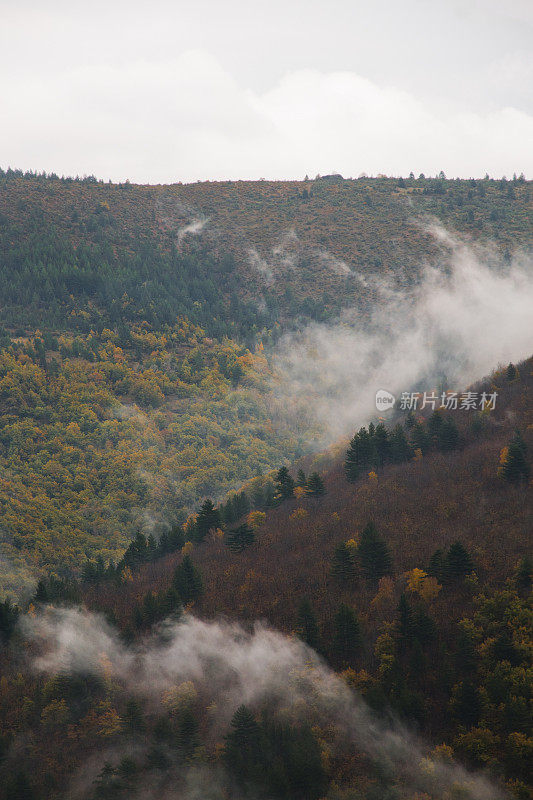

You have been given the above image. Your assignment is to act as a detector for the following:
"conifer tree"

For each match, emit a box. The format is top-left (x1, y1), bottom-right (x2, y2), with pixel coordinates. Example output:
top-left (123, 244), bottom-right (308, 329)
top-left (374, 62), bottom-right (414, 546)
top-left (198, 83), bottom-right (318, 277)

top-left (501, 431), bottom-right (530, 482)
top-left (275, 466), bottom-right (295, 500)
top-left (331, 542), bottom-right (356, 584)
top-left (225, 523), bottom-right (255, 553)
top-left (446, 541), bottom-right (474, 581)
top-left (390, 424), bottom-right (413, 463)
top-left (344, 434), bottom-right (359, 482)
top-left (223, 705), bottom-right (262, 786)
top-left (307, 472), bottom-right (325, 496)
top-left (296, 469), bottom-right (307, 487)
top-left (514, 555), bottom-right (532, 592)
top-left (374, 423), bottom-right (390, 466)
top-left (194, 499), bottom-right (221, 542)
top-left (333, 604), bottom-right (362, 665)
top-left (173, 555), bottom-right (203, 603)
top-left (296, 598), bottom-right (320, 650)
top-left (358, 522), bottom-right (392, 582)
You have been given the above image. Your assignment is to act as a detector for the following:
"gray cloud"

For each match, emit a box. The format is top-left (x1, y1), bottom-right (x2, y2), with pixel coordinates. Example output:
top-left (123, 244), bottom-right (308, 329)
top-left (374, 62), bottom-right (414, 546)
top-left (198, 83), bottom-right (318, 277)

top-left (23, 607), bottom-right (506, 799)
top-left (2, 2), bottom-right (532, 181)
top-left (271, 222), bottom-right (533, 442)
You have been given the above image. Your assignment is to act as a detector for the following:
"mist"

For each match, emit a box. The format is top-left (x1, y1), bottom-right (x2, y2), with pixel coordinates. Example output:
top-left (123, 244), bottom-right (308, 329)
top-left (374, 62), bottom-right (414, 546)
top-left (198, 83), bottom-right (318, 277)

top-left (22, 607), bottom-right (506, 800)
top-left (271, 222), bottom-right (533, 441)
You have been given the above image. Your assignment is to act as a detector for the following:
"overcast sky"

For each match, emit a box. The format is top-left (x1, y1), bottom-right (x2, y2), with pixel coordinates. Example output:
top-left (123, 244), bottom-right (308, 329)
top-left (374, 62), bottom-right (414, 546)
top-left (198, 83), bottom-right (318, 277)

top-left (2, 0), bottom-right (532, 183)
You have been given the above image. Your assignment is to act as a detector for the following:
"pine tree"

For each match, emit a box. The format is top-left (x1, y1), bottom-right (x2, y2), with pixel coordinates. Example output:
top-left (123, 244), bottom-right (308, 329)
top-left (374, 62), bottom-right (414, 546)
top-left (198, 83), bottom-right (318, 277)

top-left (344, 434), bottom-right (359, 482)
top-left (514, 555), bottom-right (532, 592)
top-left (307, 472), bottom-right (325, 496)
top-left (331, 542), bottom-right (356, 584)
top-left (411, 421), bottom-right (430, 454)
top-left (389, 424), bottom-right (413, 463)
top-left (275, 466), bottom-right (295, 500)
top-left (194, 499), bottom-right (221, 542)
top-left (225, 523), bottom-right (255, 553)
top-left (173, 555), bottom-right (203, 603)
top-left (223, 705), bottom-right (262, 786)
top-left (374, 423), bottom-right (390, 466)
top-left (428, 548), bottom-right (447, 584)
top-left (333, 604), bottom-right (362, 665)
top-left (358, 522), bottom-right (392, 582)
top-left (438, 418), bottom-right (459, 452)
top-left (296, 599), bottom-right (320, 650)
top-left (501, 431), bottom-right (530, 482)
top-left (296, 469), bottom-right (307, 487)
top-left (506, 362), bottom-right (518, 381)
top-left (397, 594), bottom-right (414, 650)
top-left (446, 541), bottom-right (474, 581)
top-left (177, 707), bottom-right (199, 757)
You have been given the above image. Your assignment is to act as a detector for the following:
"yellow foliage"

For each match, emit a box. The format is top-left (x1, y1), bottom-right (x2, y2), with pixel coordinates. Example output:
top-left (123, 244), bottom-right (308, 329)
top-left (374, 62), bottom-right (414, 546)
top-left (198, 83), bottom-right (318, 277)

top-left (294, 486), bottom-right (307, 501)
top-left (406, 568), bottom-right (441, 602)
top-left (247, 510), bottom-right (266, 530)
top-left (413, 448), bottom-right (423, 461)
top-left (368, 471), bottom-right (378, 482)
top-left (182, 541), bottom-right (194, 555)
top-left (371, 576), bottom-right (395, 611)
top-left (290, 507), bottom-right (308, 520)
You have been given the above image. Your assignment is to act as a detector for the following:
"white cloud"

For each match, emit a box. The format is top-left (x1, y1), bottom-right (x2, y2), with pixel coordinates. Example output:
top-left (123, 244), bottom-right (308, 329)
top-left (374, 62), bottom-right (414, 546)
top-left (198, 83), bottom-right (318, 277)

top-left (3, 51), bottom-right (532, 182)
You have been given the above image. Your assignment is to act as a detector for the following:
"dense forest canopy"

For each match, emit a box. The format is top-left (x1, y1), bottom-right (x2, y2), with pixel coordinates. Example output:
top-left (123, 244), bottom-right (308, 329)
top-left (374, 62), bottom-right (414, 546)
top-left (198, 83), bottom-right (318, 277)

top-left (0, 170), bottom-right (531, 800)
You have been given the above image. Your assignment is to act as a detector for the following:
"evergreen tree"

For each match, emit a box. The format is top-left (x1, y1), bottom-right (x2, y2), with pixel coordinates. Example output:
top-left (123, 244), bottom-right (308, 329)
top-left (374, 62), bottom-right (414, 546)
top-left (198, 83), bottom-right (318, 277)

top-left (296, 599), bottom-right (320, 650)
top-left (446, 541), bottom-right (474, 581)
top-left (194, 499), bottom-right (221, 542)
top-left (331, 542), bottom-right (356, 584)
top-left (0, 597), bottom-right (19, 642)
top-left (428, 548), bottom-right (447, 584)
top-left (411, 420), bottom-right (430, 454)
top-left (506, 362), bottom-right (518, 381)
top-left (437, 418), bottom-right (459, 452)
top-left (275, 466), bottom-right (295, 500)
top-left (173, 555), bottom-right (203, 603)
top-left (296, 469), bottom-right (307, 487)
top-left (177, 707), bottom-right (199, 758)
top-left (225, 523), bottom-right (255, 553)
top-left (389, 424), bottom-right (413, 463)
top-left (307, 472), bottom-right (325, 496)
top-left (344, 434), bottom-right (359, 482)
top-left (397, 593), bottom-right (413, 650)
top-left (514, 556), bottom-right (532, 592)
top-left (358, 522), bottom-right (392, 582)
top-left (223, 705), bottom-right (262, 787)
top-left (333, 604), bottom-right (362, 665)
top-left (373, 423), bottom-right (390, 466)
top-left (501, 431), bottom-right (530, 482)
top-left (451, 681), bottom-right (481, 726)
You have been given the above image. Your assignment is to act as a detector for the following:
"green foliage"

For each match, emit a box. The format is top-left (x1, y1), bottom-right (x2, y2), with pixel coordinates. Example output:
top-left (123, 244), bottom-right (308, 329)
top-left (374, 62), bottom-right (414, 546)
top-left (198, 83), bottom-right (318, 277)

top-left (501, 431), bottom-right (530, 483)
top-left (296, 598), bottom-right (320, 650)
top-left (225, 523), bottom-right (255, 553)
top-left (306, 471), bottom-right (325, 496)
top-left (173, 555), bottom-right (203, 604)
top-left (223, 706), bottom-right (328, 799)
top-left (333, 604), bottom-right (363, 666)
top-left (331, 542), bottom-right (356, 584)
top-left (275, 466), bottom-right (295, 501)
top-left (357, 522), bottom-right (392, 582)
top-left (194, 499), bottom-right (221, 543)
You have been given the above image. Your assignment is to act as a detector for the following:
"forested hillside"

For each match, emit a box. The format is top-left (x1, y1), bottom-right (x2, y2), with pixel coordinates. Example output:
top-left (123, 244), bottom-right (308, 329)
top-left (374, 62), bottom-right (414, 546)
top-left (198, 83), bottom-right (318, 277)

top-left (0, 169), bottom-right (531, 596)
top-left (0, 356), bottom-right (530, 800)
